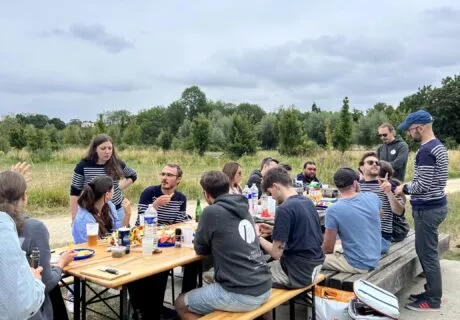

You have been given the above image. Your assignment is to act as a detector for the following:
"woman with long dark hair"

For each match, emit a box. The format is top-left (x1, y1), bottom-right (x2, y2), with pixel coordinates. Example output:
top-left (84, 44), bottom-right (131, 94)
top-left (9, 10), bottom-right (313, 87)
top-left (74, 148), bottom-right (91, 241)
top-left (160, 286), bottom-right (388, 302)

top-left (0, 170), bottom-right (77, 320)
top-left (70, 134), bottom-right (137, 225)
top-left (72, 176), bottom-right (122, 243)
top-left (222, 162), bottom-right (243, 194)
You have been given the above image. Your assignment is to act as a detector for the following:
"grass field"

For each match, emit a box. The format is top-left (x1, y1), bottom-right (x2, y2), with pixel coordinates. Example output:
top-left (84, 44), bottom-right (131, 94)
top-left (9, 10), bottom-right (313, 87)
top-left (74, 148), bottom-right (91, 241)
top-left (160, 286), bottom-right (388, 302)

top-left (1, 147), bottom-right (460, 216)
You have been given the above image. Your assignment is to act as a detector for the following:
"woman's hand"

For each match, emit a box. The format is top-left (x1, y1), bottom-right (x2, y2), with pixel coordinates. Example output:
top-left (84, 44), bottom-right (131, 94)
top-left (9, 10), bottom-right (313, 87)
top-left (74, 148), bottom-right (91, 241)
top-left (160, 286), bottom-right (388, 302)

top-left (58, 250), bottom-right (78, 269)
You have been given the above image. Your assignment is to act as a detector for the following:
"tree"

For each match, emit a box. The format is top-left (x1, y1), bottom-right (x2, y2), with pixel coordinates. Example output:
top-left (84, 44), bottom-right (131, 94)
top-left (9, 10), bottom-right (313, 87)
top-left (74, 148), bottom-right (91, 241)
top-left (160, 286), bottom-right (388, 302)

top-left (94, 114), bottom-right (107, 135)
top-left (44, 124), bottom-right (62, 150)
top-left (16, 113), bottom-right (49, 129)
top-left (235, 103), bottom-right (266, 124)
top-left (137, 107), bottom-right (166, 145)
top-left (332, 97), bottom-right (353, 153)
top-left (354, 110), bottom-right (388, 148)
top-left (123, 121), bottom-right (142, 145)
top-left (174, 119), bottom-right (194, 151)
top-left (311, 102), bottom-right (321, 113)
top-left (226, 114), bottom-right (257, 158)
top-left (352, 108), bottom-right (364, 123)
top-left (25, 125), bottom-right (51, 152)
top-left (325, 118), bottom-right (332, 150)
top-left (165, 101), bottom-right (187, 135)
top-left (104, 110), bottom-right (132, 132)
top-left (257, 114), bottom-right (278, 150)
top-left (0, 116), bottom-right (27, 149)
top-left (181, 86), bottom-right (208, 119)
top-left (191, 114), bottom-right (211, 156)
top-left (157, 129), bottom-right (173, 151)
top-left (49, 117), bottom-right (66, 130)
top-left (207, 111), bottom-right (232, 151)
top-left (277, 108), bottom-right (305, 155)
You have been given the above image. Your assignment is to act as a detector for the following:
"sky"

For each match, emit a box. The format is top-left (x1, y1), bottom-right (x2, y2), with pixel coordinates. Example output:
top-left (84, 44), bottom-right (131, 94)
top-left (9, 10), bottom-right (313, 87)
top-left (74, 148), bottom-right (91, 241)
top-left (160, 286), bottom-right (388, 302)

top-left (1, 1), bottom-right (460, 121)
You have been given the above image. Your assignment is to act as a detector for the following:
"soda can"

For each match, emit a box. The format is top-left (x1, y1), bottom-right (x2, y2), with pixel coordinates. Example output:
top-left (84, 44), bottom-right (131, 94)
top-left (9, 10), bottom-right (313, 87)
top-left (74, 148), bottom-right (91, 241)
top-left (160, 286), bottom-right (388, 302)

top-left (118, 227), bottom-right (131, 247)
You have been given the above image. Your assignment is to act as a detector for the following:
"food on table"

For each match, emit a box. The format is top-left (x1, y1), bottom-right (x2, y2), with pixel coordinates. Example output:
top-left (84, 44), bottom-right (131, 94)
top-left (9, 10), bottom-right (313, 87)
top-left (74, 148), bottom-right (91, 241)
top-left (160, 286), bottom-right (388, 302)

top-left (76, 249), bottom-right (92, 257)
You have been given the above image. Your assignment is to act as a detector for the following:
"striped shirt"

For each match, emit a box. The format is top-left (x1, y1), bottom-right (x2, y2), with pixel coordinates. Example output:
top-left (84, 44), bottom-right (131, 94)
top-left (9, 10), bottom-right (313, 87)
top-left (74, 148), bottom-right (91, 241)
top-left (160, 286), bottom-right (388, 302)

top-left (359, 180), bottom-right (394, 238)
top-left (70, 159), bottom-right (137, 208)
top-left (407, 139), bottom-right (448, 210)
top-left (137, 185), bottom-right (189, 225)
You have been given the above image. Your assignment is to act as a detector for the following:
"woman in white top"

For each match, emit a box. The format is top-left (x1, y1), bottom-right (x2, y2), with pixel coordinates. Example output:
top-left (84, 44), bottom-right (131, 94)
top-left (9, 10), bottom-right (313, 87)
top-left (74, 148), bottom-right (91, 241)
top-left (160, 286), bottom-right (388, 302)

top-left (223, 162), bottom-right (243, 195)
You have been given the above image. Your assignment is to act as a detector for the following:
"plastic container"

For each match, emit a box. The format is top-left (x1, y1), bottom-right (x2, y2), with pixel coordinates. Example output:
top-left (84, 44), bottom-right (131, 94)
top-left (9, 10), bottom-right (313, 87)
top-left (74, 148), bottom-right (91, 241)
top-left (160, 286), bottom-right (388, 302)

top-left (348, 279), bottom-right (400, 319)
top-left (143, 204), bottom-right (158, 256)
top-left (111, 246), bottom-right (126, 258)
top-left (250, 183), bottom-right (259, 215)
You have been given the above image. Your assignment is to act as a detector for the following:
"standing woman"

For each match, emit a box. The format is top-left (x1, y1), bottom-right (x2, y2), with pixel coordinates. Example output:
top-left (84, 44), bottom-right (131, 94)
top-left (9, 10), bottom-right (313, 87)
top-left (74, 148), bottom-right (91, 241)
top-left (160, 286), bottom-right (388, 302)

top-left (222, 162), bottom-right (243, 194)
top-left (70, 134), bottom-right (137, 225)
top-left (0, 170), bottom-right (77, 320)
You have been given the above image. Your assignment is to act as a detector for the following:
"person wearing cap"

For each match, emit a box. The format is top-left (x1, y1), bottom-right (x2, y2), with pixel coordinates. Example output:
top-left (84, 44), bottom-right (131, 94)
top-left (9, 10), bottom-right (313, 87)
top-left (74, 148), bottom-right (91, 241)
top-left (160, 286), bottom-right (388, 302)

top-left (395, 110), bottom-right (448, 312)
top-left (322, 168), bottom-right (382, 273)
top-left (376, 123), bottom-right (409, 182)
top-left (247, 157), bottom-right (279, 198)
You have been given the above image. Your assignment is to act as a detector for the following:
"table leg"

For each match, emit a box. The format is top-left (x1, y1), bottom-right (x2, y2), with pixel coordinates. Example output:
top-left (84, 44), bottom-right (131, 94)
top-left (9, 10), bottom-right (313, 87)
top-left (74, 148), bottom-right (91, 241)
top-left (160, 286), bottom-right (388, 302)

top-left (81, 280), bottom-right (86, 319)
top-left (119, 287), bottom-right (129, 320)
top-left (198, 262), bottom-right (203, 287)
top-left (74, 278), bottom-right (81, 320)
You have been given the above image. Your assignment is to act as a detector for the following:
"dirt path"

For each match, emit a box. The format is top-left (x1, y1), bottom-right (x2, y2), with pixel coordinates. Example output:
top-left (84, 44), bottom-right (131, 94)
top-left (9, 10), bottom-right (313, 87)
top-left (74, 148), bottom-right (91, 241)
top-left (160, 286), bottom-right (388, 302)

top-left (41, 179), bottom-right (460, 248)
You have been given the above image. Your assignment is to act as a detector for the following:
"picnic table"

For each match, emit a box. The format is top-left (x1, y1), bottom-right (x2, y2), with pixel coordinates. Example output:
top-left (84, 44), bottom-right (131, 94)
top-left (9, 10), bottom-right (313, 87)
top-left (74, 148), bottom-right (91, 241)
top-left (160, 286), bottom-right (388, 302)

top-left (60, 222), bottom-right (204, 320)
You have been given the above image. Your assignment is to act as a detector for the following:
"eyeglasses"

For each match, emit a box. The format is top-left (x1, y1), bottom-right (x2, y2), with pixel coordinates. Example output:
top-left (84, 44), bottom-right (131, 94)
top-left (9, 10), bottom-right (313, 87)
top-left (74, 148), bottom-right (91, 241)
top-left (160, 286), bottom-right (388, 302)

top-left (378, 133), bottom-right (388, 137)
top-left (365, 160), bottom-right (380, 166)
top-left (159, 172), bottom-right (177, 177)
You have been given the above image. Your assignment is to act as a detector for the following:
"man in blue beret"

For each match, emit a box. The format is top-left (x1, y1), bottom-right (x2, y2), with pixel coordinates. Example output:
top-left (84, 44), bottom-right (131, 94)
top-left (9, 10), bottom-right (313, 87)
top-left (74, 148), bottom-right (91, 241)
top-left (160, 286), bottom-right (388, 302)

top-left (395, 110), bottom-right (448, 312)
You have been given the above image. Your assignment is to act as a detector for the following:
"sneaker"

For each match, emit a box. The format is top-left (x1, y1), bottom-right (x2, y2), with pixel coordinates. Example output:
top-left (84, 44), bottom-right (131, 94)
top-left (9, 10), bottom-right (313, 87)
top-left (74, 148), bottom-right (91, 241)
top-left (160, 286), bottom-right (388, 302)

top-left (203, 268), bottom-right (215, 284)
top-left (64, 295), bottom-right (74, 313)
top-left (408, 292), bottom-right (426, 301)
top-left (405, 300), bottom-right (440, 312)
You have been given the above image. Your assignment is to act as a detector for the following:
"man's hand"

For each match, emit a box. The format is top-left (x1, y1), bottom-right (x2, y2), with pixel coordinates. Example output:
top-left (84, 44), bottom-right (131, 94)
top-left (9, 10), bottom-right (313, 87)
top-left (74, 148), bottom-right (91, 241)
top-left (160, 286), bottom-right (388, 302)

top-left (258, 223), bottom-right (273, 237)
top-left (394, 184), bottom-right (405, 196)
top-left (153, 194), bottom-right (173, 209)
top-left (378, 173), bottom-right (392, 194)
top-left (31, 266), bottom-right (43, 281)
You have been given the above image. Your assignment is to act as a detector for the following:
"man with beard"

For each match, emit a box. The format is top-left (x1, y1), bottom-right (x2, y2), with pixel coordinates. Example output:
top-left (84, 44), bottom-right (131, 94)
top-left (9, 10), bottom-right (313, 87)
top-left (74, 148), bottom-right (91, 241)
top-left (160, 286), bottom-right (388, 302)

top-left (137, 163), bottom-right (189, 225)
top-left (296, 161), bottom-right (321, 187)
top-left (376, 123), bottom-right (409, 182)
top-left (322, 168), bottom-right (381, 273)
top-left (395, 110), bottom-right (448, 312)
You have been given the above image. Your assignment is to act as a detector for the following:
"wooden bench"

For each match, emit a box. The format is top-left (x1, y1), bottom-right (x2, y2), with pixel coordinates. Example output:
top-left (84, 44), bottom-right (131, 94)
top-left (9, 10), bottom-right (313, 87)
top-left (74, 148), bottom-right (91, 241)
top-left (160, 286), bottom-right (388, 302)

top-left (200, 273), bottom-right (326, 320)
top-left (320, 231), bottom-right (450, 293)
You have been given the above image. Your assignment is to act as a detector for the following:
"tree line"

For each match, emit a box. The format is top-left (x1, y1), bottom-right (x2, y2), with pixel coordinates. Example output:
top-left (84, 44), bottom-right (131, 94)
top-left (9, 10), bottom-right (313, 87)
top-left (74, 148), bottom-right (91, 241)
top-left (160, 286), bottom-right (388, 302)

top-left (1, 74), bottom-right (459, 161)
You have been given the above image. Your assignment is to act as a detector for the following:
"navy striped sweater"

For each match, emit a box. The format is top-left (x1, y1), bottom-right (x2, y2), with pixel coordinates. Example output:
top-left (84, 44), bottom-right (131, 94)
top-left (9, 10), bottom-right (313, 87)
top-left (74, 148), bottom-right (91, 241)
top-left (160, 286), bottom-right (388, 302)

top-left (70, 159), bottom-right (137, 208)
top-left (406, 139), bottom-right (448, 210)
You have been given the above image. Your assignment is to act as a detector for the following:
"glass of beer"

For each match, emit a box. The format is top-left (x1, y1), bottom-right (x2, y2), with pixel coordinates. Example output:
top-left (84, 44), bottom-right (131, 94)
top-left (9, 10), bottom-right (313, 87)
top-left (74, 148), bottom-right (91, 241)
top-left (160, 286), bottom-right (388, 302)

top-left (86, 223), bottom-right (99, 247)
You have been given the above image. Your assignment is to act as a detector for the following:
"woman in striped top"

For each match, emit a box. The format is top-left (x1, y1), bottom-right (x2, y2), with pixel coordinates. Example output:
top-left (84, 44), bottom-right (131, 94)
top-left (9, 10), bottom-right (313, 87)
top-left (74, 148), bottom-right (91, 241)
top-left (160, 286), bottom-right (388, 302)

top-left (70, 134), bottom-right (137, 224)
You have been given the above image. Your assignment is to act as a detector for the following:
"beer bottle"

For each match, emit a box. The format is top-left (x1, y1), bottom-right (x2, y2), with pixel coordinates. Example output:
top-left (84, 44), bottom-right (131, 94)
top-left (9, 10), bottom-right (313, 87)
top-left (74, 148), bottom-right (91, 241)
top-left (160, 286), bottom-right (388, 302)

top-left (195, 197), bottom-right (202, 222)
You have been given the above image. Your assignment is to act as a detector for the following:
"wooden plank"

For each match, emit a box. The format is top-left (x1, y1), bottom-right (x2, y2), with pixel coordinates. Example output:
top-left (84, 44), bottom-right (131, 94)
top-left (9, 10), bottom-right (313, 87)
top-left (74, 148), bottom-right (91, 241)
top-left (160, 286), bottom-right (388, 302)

top-left (200, 275), bottom-right (326, 320)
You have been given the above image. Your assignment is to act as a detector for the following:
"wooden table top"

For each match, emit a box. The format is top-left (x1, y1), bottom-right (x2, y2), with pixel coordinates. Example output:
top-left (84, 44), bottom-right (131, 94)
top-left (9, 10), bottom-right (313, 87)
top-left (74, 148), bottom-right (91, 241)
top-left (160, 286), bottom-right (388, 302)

top-left (62, 222), bottom-right (202, 288)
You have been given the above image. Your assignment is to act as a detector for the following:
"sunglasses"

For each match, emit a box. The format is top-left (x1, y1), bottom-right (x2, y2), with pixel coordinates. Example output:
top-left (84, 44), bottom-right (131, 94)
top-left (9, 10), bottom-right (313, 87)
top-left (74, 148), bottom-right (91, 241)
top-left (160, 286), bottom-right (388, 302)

top-left (365, 160), bottom-right (380, 166)
top-left (378, 133), bottom-right (388, 137)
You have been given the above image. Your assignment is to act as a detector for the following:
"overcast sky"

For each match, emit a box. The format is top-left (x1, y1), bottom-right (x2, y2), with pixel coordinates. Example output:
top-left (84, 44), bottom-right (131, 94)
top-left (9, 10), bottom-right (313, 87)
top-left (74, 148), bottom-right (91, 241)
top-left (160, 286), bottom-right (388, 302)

top-left (1, 1), bottom-right (459, 121)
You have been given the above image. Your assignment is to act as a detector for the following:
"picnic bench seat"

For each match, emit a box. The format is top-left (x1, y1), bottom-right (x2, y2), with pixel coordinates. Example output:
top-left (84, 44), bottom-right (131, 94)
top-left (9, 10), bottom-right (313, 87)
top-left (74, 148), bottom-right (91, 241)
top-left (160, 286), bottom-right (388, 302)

top-left (320, 230), bottom-right (450, 294)
top-left (200, 273), bottom-right (326, 320)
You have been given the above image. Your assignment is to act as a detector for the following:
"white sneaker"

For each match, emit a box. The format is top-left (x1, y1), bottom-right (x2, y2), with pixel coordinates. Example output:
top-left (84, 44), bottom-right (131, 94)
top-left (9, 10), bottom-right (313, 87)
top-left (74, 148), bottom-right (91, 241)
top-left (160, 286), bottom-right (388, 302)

top-left (65, 294), bottom-right (74, 313)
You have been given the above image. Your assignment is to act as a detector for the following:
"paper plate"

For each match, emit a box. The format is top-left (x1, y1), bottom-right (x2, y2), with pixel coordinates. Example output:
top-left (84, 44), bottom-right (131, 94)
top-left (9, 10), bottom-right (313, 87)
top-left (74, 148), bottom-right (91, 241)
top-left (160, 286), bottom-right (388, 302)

top-left (73, 248), bottom-right (95, 260)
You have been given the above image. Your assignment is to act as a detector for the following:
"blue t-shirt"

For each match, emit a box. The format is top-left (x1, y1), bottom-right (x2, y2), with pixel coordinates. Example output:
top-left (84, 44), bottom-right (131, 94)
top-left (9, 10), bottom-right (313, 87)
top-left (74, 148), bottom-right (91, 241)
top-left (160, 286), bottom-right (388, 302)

top-left (325, 192), bottom-right (381, 270)
top-left (272, 195), bottom-right (324, 287)
top-left (72, 201), bottom-right (121, 244)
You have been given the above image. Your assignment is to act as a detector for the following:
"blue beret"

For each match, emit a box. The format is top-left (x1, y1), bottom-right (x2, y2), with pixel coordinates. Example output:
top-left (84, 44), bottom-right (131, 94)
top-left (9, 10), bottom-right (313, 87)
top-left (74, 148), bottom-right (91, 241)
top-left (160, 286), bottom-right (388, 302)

top-left (398, 110), bottom-right (433, 131)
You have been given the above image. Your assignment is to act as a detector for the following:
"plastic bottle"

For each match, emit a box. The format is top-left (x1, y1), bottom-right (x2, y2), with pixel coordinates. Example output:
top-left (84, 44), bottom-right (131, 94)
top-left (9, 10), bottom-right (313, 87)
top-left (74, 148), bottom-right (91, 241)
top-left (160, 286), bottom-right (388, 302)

top-left (250, 183), bottom-right (259, 215)
top-left (143, 204), bottom-right (157, 256)
top-left (195, 197), bottom-right (202, 223)
top-left (30, 247), bottom-right (40, 268)
top-left (243, 185), bottom-right (253, 214)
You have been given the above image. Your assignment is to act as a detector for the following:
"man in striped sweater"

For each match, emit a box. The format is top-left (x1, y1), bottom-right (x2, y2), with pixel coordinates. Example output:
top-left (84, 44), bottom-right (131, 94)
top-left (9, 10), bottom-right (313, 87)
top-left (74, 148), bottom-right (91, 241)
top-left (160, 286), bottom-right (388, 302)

top-left (395, 110), bottom-right (448, 312)
top-left (359, 152), bottom-right (405, 253)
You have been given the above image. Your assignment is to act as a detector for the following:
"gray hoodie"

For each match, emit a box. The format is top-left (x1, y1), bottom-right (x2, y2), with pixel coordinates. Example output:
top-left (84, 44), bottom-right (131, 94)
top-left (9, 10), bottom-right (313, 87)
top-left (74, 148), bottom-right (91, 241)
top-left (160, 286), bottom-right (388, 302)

top-left (194, 194), bottom-right (272, 296)
top-left (377, 136), bottom-right (409, 182)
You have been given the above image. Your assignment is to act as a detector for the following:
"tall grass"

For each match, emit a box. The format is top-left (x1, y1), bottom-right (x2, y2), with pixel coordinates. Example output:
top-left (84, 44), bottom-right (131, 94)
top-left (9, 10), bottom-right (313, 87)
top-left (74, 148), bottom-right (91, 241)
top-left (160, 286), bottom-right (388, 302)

top-left (1, 147), bottom-right (460, 217)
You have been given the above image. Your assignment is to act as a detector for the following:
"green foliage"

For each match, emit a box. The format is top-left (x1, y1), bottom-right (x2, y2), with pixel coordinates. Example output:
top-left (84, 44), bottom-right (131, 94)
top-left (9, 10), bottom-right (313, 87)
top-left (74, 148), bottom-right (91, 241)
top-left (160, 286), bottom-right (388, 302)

top-left (165, 101), bottom-right (187, 135)
top-left (324, 119), bottom-right (332, 150)
top-left (94, 114), bottom-right (107, 135)
top-left (354, 110), bottom-right (388, 148)
top-left (236, 103), bottom-right (266, 124)
top-left (158, 130), bottom-right (173, 151)
top-left (137, 106), bottom-right (166, 145)
top-left (181, 86), bottom-right (209, 119)
top-left (311, 102), bottom-right (321, 113)
top-left (332, 97), bottom-right (353, 153)
top-left (123, 121), bottom-right (142, 145)
top-left (258, 114), bottom-right (278, 150)
top-left (175, 119), bottom-right (194, 151)
top-left (226, 114), bottom-right (257, 158)
top-left (277, 108), bottom-right (305, 156)
top-left (191, 114), bottom-right (211, 156)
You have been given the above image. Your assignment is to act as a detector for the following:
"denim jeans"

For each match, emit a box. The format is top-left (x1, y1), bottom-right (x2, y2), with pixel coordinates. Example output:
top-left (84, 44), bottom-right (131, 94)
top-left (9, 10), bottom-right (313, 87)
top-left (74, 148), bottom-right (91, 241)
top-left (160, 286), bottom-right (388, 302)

top-left (412, 205), bottom-right (448, 305)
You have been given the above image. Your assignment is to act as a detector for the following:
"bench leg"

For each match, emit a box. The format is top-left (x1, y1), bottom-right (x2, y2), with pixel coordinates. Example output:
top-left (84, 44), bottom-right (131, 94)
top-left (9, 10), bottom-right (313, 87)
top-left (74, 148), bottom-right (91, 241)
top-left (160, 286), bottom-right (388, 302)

top-left (289, 299), bottom-right (295, 320)
top-left (272, 308), bottom-right (276, 320)
top-left (311, 285), bottom-right (316, 320)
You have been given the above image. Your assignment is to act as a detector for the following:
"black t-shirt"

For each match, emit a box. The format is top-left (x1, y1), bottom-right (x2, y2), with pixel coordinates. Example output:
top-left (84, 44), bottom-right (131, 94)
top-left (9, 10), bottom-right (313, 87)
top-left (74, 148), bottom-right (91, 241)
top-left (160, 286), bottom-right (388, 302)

top-left (272, 195), bottom-right (324, 288)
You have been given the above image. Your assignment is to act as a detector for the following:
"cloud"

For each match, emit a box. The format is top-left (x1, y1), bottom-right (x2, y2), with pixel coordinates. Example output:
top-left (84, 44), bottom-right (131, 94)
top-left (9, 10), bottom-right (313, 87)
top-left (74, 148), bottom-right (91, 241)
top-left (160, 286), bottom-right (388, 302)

top-left (43, 23), bottom-right (134, 53)
top-left (0, 73), bottom-right (150, 95)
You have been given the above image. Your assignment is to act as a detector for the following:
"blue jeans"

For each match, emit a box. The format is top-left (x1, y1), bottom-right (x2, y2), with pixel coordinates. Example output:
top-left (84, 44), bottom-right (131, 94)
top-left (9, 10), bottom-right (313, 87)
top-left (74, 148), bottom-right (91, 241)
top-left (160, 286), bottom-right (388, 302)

top-left (184, 283), bottom-right (271, 315)
top-left (413, 206), bottom-right (448, 305)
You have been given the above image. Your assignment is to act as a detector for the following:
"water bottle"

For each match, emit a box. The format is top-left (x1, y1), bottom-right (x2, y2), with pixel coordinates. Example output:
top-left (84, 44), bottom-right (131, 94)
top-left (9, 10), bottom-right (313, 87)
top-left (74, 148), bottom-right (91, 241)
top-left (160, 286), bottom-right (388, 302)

top-left (250, 183), bottom-right (259, 215)
top-left (142, 204), bottom-right (158, 256)
top-left (242, 185), bottom-right (250, 198)
top-left (243, 185), bottom-right (253, 214)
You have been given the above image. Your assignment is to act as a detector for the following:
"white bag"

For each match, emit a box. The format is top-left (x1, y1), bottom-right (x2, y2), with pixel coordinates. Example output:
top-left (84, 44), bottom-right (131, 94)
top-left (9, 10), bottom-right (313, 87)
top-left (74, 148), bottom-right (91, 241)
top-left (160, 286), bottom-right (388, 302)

top-left (315, 286), bottom-right (356, 320)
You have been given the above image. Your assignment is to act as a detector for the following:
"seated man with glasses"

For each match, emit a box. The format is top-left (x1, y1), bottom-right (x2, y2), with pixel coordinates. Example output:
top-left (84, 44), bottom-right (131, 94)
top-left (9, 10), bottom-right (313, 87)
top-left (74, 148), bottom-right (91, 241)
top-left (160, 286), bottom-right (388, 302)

top-left (136, 163), bottom-right (190, 225)
top-left (376, 123), bottom-right (409, 182)
top-left (322, 168), bottom-right (381, 274)
top-left (359, 152), bottom-right (405, 254)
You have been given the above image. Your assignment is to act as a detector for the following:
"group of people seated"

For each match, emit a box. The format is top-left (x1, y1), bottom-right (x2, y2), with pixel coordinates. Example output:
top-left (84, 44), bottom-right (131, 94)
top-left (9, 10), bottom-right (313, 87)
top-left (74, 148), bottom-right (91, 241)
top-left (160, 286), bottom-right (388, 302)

top-left (0, 133), bottom-right (409, 320)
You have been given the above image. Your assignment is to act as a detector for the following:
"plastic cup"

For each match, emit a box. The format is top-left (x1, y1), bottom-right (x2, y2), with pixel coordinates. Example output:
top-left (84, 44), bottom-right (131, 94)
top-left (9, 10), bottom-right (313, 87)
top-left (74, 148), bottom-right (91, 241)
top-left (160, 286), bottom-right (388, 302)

top-left (182, 228), bottom-right (194, 248)
top-left (86, 223), bottom-right (99, 247)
